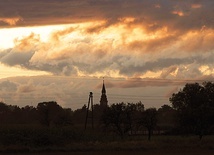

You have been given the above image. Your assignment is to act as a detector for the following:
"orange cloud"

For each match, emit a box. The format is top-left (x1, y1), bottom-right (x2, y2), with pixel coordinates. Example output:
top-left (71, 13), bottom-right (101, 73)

top-left (191, 4), bottom-right (202, 9)
top-left (0, 17), bottom-right (23, 26)
top-left (13, 33), bottom-right (40, 51)
top-left (0, 0), bottom-right (210, 33)
top-left (50, 27), bottom-right (75, 42)
top-left (1, 14), bottom-right (214, 79)
top-left (178, 29), bottom-right (214, 53)
top-left (172, 11), bottom-right (185, 17)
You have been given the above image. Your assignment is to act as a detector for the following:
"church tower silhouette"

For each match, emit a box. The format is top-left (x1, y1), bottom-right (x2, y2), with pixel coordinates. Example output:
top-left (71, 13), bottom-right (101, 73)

top-left (100, 79), bottom-right (108, 107)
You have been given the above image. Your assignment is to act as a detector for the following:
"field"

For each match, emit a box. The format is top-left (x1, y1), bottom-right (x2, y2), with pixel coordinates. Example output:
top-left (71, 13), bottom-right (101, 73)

top-left (0, 126), bottom-right (214, 154)
top-left (0, 149), bottom-right (213, 155)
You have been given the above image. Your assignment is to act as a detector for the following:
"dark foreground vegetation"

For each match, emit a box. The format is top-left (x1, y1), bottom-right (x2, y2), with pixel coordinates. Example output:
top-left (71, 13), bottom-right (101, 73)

top-left (0, 81), bottom-right (214, 153)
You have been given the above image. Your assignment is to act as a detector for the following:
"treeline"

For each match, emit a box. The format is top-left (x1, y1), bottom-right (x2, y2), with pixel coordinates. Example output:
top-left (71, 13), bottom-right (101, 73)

top-left (0, 81), bottom-right (214, 142)
top-left (0, 101), bottom-right (73, 126)
top-left (0, 100), bottom-right (175, 137)
top-left (103, 81), bottom-right (214, 140)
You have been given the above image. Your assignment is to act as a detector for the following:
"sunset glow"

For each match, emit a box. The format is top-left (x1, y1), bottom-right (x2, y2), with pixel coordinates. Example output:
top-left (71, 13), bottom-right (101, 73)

top-left (0, 0), bottom-right (213, 109)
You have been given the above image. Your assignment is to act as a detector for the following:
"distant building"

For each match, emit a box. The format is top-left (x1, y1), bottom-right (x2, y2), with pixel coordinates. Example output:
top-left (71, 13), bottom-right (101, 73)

top-left (100, 79), bottom-right (108, 107)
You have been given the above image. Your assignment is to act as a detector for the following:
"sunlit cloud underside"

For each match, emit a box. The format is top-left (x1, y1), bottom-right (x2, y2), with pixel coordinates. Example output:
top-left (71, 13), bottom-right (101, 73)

top-left (0, 0), bottom-right (214, 109)
top-left (0, 21), bottom-right (213, 79)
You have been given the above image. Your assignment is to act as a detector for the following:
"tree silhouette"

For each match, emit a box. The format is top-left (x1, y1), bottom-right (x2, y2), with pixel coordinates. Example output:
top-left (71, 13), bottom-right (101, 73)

top-left (102, 103), bottom-right (131, 139)
top-left (0, 102), bottom-right (10, 124)
top-left (126, 102), bottom-right (144, 134)
top-left (170, 82), bottom-right (214, 139)
top-left (140, 108), bottom-right (157, 141)
top-left (72, 105), bottom-right (87, 126)
top-left (37, 101), bottom-right (64, 127)
top-left (102, 102), bottom-right (144, 139)
top-left (157, 105), bottom-right (176, 133)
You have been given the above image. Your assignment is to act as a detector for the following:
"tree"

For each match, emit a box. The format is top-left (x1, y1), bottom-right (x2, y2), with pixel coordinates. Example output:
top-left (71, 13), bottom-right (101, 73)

top-left (21, 106), bottom-right (38, 124)
top-left (92, 104), bottom-right (106, 127)
top-left (72, 105), bottom-right (87, 126)
top-left (170, 82), bottom-right (214, 139)
top-left (37, 101), bottom-right (64, 127)
top-left (102, 103), bottom-right (129, 139)
top-left (54, 108), bottom-right (73, 126)
top-left (0, 102), bottom-right (10, 124)
top-left (126, 102), bottom-right (144, 134)
top-left (140, 108), bottom-right (157, 141)
top-left (157, 105), bottom-right (176, 133)
top-left (102, 102), bottom-right (144, 139)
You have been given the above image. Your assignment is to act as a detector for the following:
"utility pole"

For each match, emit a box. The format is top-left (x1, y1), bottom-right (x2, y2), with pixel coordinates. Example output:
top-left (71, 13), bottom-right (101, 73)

top-left (85, 92), bottom-right (94, 130)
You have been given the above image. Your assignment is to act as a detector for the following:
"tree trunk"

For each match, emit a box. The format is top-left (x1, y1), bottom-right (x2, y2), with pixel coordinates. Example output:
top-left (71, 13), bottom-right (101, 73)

top-left (148, 129), bottom-right (151, 141)
top-left (199, 132), bottom-right (203, 140)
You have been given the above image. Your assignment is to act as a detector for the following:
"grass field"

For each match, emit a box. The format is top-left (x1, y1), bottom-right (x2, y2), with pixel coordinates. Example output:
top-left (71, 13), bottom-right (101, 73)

top-left (0, 150), bottom-right (214, 155)
top-left (1, 136), bottom-right (214, 154)
top-left (0, 126), bottom-right (214, 154)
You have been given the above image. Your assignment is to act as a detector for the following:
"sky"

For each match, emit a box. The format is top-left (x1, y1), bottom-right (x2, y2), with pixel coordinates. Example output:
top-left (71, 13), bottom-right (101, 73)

top-left (0, 0), bottom-right (214, 109)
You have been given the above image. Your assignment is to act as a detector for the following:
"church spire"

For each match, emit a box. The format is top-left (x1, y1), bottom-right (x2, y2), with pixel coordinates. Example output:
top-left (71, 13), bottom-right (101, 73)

top-left (102, 78), bottom-right (106, 94)
top-left (100, 78), bottom-right (108, 107)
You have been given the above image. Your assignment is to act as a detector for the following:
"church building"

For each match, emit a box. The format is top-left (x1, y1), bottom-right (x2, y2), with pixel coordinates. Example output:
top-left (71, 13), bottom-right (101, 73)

top-left (100, 79), bottom-right (108, 107)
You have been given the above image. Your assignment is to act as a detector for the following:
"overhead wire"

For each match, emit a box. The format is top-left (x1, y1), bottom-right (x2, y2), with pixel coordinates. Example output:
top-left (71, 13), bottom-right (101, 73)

top-left (0, 77), bottom-right (213, 105)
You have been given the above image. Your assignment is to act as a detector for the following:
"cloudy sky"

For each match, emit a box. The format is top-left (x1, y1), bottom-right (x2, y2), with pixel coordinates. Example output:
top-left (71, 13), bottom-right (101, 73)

top-left (0, 0), bottom-right (213, 109)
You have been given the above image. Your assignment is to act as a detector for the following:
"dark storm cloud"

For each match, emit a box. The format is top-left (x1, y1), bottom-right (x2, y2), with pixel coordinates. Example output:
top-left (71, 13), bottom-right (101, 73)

top-left (0, 80), bottom-right (17, 91)
top-left (118, 54), bottom-right (214, 76)
top-left (0, 0), bottom-right (214, 33)
top-left (0, 0), bottom-right (214, 79)
top-left (0, 0), bottom-right (95, 26)
top-left (0, 48), bottom-right (75, 76)
top-left (0, 49), bottom-right (35, 66)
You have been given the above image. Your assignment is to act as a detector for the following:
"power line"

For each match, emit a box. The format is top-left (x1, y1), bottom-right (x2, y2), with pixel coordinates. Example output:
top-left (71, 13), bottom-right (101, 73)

top-left (0, 92), bottom-right (168, 98)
